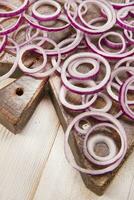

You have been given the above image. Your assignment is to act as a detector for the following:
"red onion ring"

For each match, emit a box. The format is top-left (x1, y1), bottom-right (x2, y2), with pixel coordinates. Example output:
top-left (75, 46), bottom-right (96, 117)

top-left (29, 37), bottom-right (61, 78)
top-left (98, 32), bottom-right (126, 55)
top-left (0, 0), bottom-right (29, 17)
top-left (124, 21), bottom-right (134, 44)
top-left (83, 123), bottom-right (126, 166)
top-left (114, 56), bottom-right (134, 88)
top-left (74, 118), bottom-right (91, 135)
top-left (18, 44), bottom-right (47, 74)
top-left (0, 33), bottom-right (7, 53)
top-left (117, 6), bottom-right (134, 31)
top-left (120, 76), bottom-right (134, 120)
top-left (65, 0), bottom-right (116, 34)
top-left (67, 58), bottom-right (100, 80)
top-left (24, 13), bottom-right (70, 32)
top-left (32, 0), bottom-right (61, 21)
top-left (88, 93), bottom-right (112, 113)
top-left (64, 111), bottom-right (127, 175)
top-left (50, 29), bottom-right (83, 56)
top-left (107, 66), bottom-right (134, 104)
top-left (110, 0), bottom-right (134, 9)
top-left (85, 33), bottom-right (134, 59)
top-left (78, 1), bottom-right (115, 31)
top-left (61, 52), bottom-right (111, 94)
top-left (59, 80), bottom-right (97, 111)
top-left (0, 15), bottom-right (22, 35)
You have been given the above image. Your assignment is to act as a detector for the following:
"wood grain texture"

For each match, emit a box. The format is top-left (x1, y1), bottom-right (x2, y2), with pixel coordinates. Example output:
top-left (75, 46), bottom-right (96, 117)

top-left (0, 76), bottom-right (47, 133)
top-left (49, 74), bottom-right (134, 195)
top-left (0, 79), bottom-right (59, 200)
top-left (34, 125), bottom-right (134, 200)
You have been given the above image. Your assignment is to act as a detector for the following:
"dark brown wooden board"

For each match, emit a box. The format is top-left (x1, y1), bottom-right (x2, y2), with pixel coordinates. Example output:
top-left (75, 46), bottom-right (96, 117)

top-left (49, 74), bottom-right (134, 195)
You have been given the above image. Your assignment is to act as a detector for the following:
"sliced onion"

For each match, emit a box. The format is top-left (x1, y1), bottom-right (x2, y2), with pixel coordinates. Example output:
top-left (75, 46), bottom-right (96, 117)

top-left (0, 31), bottom-right (7, 53)
top-left (83, 123), bottom-right (125, 166)
top-left (117, 6), bottom-right (134, 31)
top-left (24, 13), bottom-right (70, 32)
top-left (107, 66), bottom-right (134, 104)
top-left (59, 80), bottom-right (97, 111)
top-left (61, 52), bottom-right (111, 94)
top-left (32, 0), bottom-right (61, 21)
top-left (67, 58), bottom-right (100, 80)
top-left (124, 21), bottom-right (134, 44)
top-left (120, 76), bottom-right (134, 120)
top-left (18, 44), bottom-right (47, 73)
top-left (64, 111), bottom-right (127, 175)
top-left (0, 0), bottom-right (29, 17)
top-left (89, 92), bottom-right (112, 113)
top-left (114, 56), bottom-right (134, 88)
top-left (29, 37), bottom-right (61, 78)
top-left (85, 33), bottom-right (134, 59)
top-left (98, 31), bottom-right (126, 55)
top-left (74, 118), bottom-right (91, 135)
top-left (0, 15), bottom-right (22, 35)
top-left (65, 0), bottom-right (116, 34)
top-left (110, 0), bottom-right (134, 9)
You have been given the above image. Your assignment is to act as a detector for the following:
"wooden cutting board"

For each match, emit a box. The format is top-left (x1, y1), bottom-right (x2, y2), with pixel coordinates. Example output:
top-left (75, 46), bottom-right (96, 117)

top-left (49, 74), bottom-right (134, 195)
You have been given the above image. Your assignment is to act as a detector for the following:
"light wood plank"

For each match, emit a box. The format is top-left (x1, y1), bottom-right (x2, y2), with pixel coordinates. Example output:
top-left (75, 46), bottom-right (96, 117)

top-left (34, 126), bottom-right (134, 200)
top-left (0, 80), bottom-right (60, 200)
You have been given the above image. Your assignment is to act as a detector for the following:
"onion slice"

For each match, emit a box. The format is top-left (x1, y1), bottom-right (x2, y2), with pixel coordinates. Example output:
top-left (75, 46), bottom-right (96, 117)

top-left (32, 0), bottom-right (61, 21)
top-left (120, 76), bottom-right (134, 120)
top-left (64, 111), bottom-right (127, 175)
top-left (18, 44), bottom-right (47, 74)
top-left (0, 0), bottom-right (29, 17)
top-left (61, 52), bottom-right (111, 94)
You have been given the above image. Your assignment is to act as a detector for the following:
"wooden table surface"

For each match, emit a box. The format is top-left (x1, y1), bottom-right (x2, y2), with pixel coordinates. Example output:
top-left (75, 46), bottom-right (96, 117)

top-left (0, 79), bottom-right (134, 200)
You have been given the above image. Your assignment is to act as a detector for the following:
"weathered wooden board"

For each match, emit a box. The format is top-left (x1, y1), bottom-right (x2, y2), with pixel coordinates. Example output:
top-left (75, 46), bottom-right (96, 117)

top-left (0, 75), bottom-right (47, 133)
top-left (49, 74), bottom-right (134, 195)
